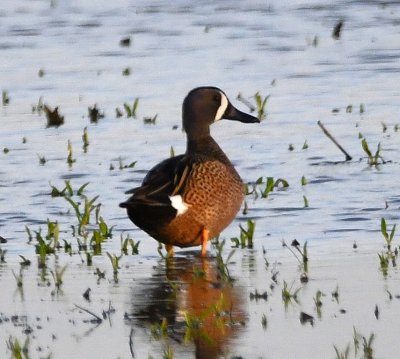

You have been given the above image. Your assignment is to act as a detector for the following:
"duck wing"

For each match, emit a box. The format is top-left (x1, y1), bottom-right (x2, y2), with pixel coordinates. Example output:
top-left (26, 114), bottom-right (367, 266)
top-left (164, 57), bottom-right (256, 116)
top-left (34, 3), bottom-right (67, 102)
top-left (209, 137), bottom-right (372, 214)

top-left (120, 154), bottom-right (192, 208)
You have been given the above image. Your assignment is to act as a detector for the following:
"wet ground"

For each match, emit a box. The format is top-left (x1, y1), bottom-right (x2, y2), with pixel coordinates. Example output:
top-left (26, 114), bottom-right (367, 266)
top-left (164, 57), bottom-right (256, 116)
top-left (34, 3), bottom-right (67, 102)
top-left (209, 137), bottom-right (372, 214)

top-left (1, 0), bottom-right (400, 358)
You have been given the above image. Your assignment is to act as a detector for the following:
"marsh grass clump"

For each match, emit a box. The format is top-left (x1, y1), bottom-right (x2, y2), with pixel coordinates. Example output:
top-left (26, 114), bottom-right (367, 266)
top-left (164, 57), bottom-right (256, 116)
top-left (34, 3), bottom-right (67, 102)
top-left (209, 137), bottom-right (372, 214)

top-left (254, 92), bottom-right (269, 121)
top-left (334, 328), bottom-right (375, 359)
top-left (261, 177), bottom-right (289, 199)
top-left (334, 344), bottom-right (350, 359)
top-left (245, 177), bottom-right (289, 199)
top-left (90, 217), bottom-right (114, 254)
top-left (313, 290), bottom-right (324, 318)
top-left (120, 233), bottom-right (140, 255)
top-left (163, 345), bottom-right (174, 359)
top-left (44, 105), bottom-right (64, 127)
top-left (212, 238), bottom-right (235, 282)
top-left (123, 98), bottom-right (139, 118)
top-left (82, 127), bottom-right (89, 152)
top-left (378, 218), bottom-right (397, 277)
top-left (281, 281), bottom-right (300, 308)
top-left (150, 318), bottom-right (169, 340)
top-left (118, 157), bottom-right (137, 170)
top-left (32, 96), bottom-right (44, 114)
top-left (354, 328), bottom-right (375, 359)
top-left (361, 138), bottom-right (383, 166)
top-left (381, 217), bottom-right (396, 251)
top-left (283, 240), bottom-right (309, 281)
top-left (32, 220), bottom-right (61, 268)
top-left (50, 180), bottom-right (89, 198)
top-left (51, 181), bottom-right (113, 256)
top-left (50, 264), bottom-right (67, 290)
top-left (7, 336), bottom-right (30, 359)
top-left (12, 268), bottom-right (24, 288)
top-left (231, 219), bottom-right (255, 248)
top-left (106, 252), bottom-right (122, 275)
top-left (67, 140), bottom-right (76, 166)
top-left (65, 194), bottom-right (99, 235)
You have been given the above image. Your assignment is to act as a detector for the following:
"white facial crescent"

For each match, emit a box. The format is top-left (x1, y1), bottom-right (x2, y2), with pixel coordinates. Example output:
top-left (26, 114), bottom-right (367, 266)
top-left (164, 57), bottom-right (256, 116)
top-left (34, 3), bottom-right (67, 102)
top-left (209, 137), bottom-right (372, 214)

top-left (214, 92), bottom-right (228, 121)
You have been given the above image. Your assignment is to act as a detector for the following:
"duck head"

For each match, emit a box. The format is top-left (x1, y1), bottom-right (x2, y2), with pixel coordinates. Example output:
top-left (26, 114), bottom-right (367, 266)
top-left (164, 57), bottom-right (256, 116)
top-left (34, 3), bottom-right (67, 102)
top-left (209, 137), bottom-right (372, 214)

top-left (182, 87), bottom-right (260, 139)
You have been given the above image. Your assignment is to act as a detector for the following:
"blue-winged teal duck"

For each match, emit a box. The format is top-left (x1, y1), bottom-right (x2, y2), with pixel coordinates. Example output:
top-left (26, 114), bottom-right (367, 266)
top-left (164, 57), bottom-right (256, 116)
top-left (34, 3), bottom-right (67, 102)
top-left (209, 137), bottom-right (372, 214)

top-left (120, 87), bottom-right (259, 256)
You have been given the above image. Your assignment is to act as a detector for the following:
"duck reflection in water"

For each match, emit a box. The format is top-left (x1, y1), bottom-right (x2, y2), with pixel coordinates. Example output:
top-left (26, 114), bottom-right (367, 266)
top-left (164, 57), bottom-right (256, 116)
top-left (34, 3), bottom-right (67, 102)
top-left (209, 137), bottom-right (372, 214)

top-left (129, 255), bottom-right (246, 359)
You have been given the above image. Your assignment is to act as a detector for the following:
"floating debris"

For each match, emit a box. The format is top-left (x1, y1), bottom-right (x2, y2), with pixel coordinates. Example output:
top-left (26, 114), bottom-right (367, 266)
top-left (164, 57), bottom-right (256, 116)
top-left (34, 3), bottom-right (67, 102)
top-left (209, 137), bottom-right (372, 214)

top-left (318, 120), bottom-right (352, 161)
top-left (122, 67), bottom-right (131, 76)
top-left (88, 105), bottom-right (105, 123)
top-left (44, 105), bottom-right (64, 127)
top-left (120, 37), bottom-right (131, 47)
top-left (2, 90), bottom-right (10, 105)
top-left (332, 20), bottom-right (343, 39)
top-left (300, 311), bottom-right (314, 326)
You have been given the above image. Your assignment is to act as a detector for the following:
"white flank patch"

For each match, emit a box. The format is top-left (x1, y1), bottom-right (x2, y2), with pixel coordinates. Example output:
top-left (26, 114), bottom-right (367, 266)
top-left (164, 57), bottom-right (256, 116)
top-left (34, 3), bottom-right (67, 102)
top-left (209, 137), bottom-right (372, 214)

top-left (169, 195), bottom-right (189, 216)
top-left (214, 92), bottom-right (228, 121)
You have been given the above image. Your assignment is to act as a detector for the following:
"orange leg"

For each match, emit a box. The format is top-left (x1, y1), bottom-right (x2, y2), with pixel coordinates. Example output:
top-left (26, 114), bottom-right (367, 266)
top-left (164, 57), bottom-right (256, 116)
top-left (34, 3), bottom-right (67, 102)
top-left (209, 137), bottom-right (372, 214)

top-left (201, 228), bottom-right (209, 257)
top-left (165, 244), bottom-right (174, 257)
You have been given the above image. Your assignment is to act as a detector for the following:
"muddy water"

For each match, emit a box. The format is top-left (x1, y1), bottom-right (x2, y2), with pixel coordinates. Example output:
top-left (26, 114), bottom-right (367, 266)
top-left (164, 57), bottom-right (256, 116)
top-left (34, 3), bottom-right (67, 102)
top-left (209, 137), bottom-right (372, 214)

top-left (1, 1), bottom-right (400, 358)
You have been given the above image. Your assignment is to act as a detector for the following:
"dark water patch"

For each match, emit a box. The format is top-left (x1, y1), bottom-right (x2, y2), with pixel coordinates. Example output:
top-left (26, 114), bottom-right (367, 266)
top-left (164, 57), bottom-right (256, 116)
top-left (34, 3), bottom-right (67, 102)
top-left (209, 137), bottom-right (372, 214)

top-left (0, 42), bottom-right (36, 50)
top-left (12, 179), bottom-right (34, 185)
top-left (309, 176), bottom-right (344, 184)
top-left (1, 214), bottom-right (29, 221)
top-left (28, 85), bottom-right (57, 91)
top-left (60, 173), bottom-right (89, 180)
top-left (336, 216), bottom-right (369, 222)
top-left (387, 195), bottom-right (400, 204)
top-left (8, 27), bottom-right (41, 37)
top-left (155, 30), bottom-right (183, 37)
top-left (324, 228), bottom-right (364, 233)
top-left (93, 51), bottom-right (126, 57)
top-left (46, 20), bottom-right (69, 28)
top-left (268, 207), bottom-right (312, 212)
top-left (77, 21), bottom-right (102, 29)
top-left (356, 49), bottom-right (400, 65)
top-left (139, 5), bottom-right (163, 14)
top-left (360, 207), bottom-right (385, 212)
top-left (309, 160), bottom-right (354, 166)
top-left (192, 20), bottom-right (246, 29)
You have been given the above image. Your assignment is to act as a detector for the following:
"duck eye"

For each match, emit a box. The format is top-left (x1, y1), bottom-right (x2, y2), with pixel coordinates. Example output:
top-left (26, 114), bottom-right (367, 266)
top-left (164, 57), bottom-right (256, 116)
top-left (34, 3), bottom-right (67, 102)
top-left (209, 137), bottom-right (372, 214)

top-left (213, 94), bottom-right (220, 103)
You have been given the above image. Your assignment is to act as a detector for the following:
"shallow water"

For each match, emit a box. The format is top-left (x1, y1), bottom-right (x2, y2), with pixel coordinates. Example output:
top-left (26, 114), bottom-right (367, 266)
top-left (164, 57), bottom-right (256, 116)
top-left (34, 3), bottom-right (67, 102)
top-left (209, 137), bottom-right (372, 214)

top-left (1, 0), bottom-right (400, 358)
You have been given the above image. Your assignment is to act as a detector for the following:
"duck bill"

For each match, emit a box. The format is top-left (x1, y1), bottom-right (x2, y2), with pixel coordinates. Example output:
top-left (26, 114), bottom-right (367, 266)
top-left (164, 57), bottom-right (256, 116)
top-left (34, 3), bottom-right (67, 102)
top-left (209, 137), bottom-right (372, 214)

top-left (224, 103), bottom-right (260, 123)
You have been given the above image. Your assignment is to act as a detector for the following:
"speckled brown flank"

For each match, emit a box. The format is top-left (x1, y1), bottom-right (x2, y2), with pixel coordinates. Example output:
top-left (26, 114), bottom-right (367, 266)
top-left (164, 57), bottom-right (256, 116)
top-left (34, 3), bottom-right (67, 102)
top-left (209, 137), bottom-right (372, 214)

top-left (156, 160), bottom-right (244, 247)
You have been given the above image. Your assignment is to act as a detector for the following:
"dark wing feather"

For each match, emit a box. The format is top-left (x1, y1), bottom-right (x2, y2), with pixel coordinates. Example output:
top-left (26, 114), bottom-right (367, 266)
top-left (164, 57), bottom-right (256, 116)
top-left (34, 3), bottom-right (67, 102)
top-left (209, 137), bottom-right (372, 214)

top-left (120, 155), bottom-right (192, 208)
